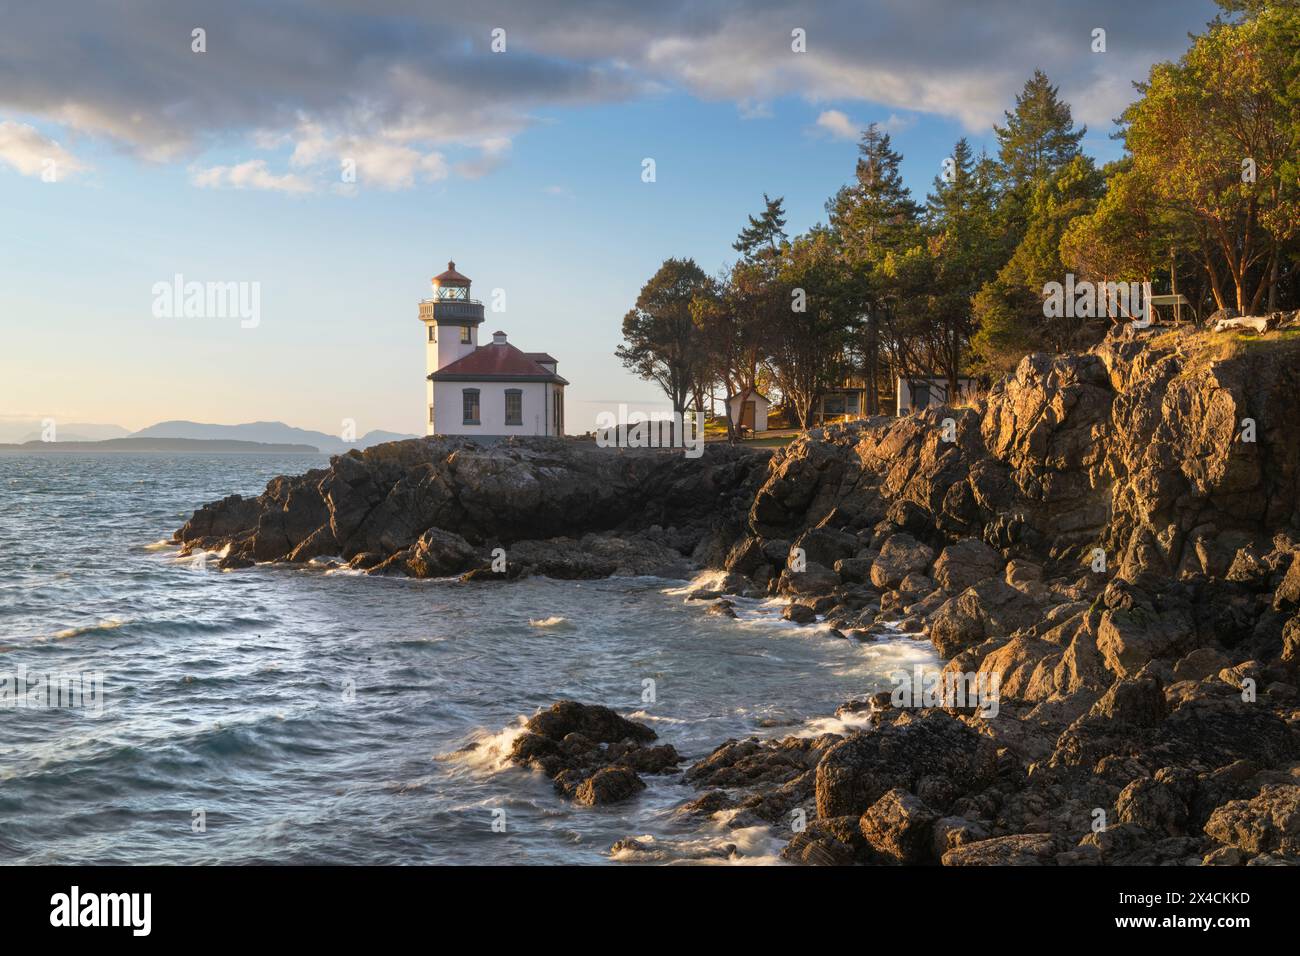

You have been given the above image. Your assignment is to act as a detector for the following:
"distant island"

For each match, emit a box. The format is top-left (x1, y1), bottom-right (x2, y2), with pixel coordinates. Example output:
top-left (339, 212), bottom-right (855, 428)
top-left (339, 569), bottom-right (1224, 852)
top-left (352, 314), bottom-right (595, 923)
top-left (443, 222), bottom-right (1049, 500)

top-left (0, 437), bottom-right (325, 454)
top-left (0, 419), bottom-right (418, 452)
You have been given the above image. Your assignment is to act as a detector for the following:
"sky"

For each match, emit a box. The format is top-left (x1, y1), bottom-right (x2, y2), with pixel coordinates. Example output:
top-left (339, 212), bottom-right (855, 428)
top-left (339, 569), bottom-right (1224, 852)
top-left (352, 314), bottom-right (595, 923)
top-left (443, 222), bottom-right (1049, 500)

top-left (0, 0), bottom-right (1221, 437)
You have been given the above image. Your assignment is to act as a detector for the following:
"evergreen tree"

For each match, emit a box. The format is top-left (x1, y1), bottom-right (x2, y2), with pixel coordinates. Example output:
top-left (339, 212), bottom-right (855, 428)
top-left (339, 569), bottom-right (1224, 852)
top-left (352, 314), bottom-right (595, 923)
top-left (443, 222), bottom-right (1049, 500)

top-left (827, 123), bottom-right (922, 414)
top-left (920, 138), bottom-right (1001, 393)
top-left (994, 69), bottom-right (1087, 191)
top-left (733, 193), bottom-right (788, 262)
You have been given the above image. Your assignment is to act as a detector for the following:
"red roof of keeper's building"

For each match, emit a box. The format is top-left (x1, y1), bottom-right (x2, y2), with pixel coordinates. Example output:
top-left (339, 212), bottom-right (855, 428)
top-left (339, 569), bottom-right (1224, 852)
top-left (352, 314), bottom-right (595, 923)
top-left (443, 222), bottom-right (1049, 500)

top-left (429, 341), bottom-right (568, 384)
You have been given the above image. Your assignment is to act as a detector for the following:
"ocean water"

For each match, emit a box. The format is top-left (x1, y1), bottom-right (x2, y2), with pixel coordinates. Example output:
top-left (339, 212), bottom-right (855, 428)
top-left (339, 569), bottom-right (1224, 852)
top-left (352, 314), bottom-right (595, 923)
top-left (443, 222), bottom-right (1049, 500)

top-left (0, 453), bottom-right (938, 865)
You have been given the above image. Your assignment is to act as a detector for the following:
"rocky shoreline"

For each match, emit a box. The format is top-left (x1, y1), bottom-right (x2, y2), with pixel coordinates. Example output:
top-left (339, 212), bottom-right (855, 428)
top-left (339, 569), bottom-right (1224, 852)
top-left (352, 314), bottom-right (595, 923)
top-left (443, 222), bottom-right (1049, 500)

top-left (176, 325), bottom-right (1300, 865)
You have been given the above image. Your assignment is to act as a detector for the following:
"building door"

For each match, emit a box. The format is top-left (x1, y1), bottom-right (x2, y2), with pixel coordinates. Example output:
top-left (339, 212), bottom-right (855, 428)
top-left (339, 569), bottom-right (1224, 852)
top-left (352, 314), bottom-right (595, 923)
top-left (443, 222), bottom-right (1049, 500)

top-left (911, 383), bottom-right (930, 410)
top-left (740, 399), bottom-right (755, 430)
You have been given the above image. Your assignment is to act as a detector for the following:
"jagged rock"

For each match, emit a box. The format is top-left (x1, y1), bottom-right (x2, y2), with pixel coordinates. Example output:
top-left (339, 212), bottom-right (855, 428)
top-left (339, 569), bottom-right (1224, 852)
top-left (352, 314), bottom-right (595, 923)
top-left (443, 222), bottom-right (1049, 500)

top-left (1204, 785), bottom-right (1300, 856)
top-left (1172, 647), bottom-right (1232, 682)
top-left (176, 437), bottom-right (769, 579)
top-left (508, 701), bottom-right (676, 806)
top-left (930, 578), bottom-right (1045, 658)
top-left (1277, 553), bottom-right (1300, 611)
top-left (792, 527), bottom-right (860, 568)
top-left (932, 539), bottom-right (1003, 593)
top-left (782, 816), bottom-right (865, 866)
top-left (400, 527), bottom-right (481, 577)
top-left (942, 833), bottom-right (1070, 866)
top-left (932, 816), bottom-right (990, 858)
top-left (858, 789), bottom-right (939, 864)
top-left (834, 557), bottom-right (873, 584)
top-left (1284, 615), bottom-right (1300, 664)
top-left (814, 710), bottom-right (997, 819)
top-left (870, 534), bottom-right (935, 590)
top-left (574, 767), bottom-right (644, 806)
top-left (778, 563), bottom-right (841, 596)
top-left (1116, 767), bottom-right (1196, 836)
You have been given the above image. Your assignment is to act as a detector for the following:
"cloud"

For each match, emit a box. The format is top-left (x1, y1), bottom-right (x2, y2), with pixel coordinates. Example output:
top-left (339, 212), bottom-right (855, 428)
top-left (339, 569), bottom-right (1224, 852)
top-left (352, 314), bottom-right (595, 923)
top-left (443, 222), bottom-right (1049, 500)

top-left (815, 109), bottom-right (858, 141)
top-left (190, 159), bottom-right (312, 193)
top-left (0, 0), bottom-right (1218, 188)
top-left (454, 137), bottom-right (512, 180)
top-left (0, 120), bottom-right (88, 179)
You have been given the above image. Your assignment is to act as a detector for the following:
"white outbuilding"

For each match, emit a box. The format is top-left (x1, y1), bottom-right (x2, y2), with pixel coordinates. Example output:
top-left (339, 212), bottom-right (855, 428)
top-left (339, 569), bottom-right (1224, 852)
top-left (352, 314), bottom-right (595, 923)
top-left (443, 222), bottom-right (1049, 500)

top-left (727, 387), bottom-right (770, 433)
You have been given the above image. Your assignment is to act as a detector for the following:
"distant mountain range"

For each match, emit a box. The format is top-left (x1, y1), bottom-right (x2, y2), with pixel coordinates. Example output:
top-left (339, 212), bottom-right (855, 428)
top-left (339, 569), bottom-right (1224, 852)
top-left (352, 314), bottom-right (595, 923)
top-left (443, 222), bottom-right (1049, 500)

top-left (0, 418), bottom-right (418, 453)
top-left (130, 421), bottom-right (418, 454)
top-left (0, 437), bottom-right (322, 454)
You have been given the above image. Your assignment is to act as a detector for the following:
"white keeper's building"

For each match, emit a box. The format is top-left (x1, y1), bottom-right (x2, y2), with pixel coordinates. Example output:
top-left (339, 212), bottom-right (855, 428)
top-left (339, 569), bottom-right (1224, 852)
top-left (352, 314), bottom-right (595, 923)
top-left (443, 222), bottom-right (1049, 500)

top-left (420, 261), bottom-right (567, 436)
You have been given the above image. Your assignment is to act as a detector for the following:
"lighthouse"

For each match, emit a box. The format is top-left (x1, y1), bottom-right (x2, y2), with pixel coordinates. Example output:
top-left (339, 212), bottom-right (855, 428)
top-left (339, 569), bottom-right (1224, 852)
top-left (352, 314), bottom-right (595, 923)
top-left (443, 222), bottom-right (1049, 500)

top-left (419, 260), bottom-right (567, 436)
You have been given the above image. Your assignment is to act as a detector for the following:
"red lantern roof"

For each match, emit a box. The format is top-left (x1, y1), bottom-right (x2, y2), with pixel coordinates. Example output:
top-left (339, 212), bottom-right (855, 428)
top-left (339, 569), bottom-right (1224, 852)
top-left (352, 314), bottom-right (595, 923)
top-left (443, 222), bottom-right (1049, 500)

top-left (433, 260), bottom-right (471, 286)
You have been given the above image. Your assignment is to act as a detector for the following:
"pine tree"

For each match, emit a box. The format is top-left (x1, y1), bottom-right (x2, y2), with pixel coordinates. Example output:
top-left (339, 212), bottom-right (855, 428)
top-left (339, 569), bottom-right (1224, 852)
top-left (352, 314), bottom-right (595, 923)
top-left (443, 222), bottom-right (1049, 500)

top-left (733, 193), bottom-right (788, 261)
top-left (921, 138), bottom-right (1000, 394)
top-left (994, 69), bottom-right (1087, 191)
top-left (829, 124), bottom-right (921, 261)
top-left (827, 123), bottom-right (922, 414)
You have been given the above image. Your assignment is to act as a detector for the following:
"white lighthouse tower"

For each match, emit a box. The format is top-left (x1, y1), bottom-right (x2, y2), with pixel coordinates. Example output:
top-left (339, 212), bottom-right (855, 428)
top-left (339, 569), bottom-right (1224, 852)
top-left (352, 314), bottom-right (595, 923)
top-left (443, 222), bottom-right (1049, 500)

top-left (419, 261), bottom-right (483, 433)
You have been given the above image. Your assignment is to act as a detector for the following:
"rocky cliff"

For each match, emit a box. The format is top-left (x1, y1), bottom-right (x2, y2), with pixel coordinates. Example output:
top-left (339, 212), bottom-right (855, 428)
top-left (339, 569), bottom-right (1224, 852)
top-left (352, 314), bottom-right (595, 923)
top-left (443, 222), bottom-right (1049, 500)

top-left (175, 324), bottom-right (1300, 865)
top-left (176, 436), bottom-right (770, 578)
top-left (698, 325), bottom-right (1300, 865)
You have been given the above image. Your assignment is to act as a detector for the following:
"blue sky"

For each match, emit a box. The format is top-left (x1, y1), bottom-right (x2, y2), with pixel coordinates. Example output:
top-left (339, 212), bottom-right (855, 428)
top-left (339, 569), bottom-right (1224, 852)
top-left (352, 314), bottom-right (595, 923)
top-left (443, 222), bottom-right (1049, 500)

top-left (0, 0), bottom-right (1219, 437)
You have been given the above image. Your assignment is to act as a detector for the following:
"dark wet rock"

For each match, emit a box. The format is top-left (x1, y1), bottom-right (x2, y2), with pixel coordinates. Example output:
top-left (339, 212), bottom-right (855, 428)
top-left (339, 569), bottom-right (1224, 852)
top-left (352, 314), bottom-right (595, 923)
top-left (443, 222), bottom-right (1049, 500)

top-left (674, 789), bottom-right (737, 818)
top-left (782, 816), bottom-right (863, 866)
top-left (508, 701), bottom-right (677, 806)
top-left (573, 767), bottom-right (644, 806)
top-left (834, 557), bottom-right (873, 584)
top-left (792, 527), bottom-right (859, 569)
top-left (686, 734), bottom-right (839, 793)
top-left (815, 710), bottom-right (998, 820)
top-left (778, 563), bottom-right (841, 596)
top-left (859, 789), bottom-right (940, 864)
top-left (782, 602), bottom-right (817, 625)
top-left (706, 599), bottom-right (738, 619)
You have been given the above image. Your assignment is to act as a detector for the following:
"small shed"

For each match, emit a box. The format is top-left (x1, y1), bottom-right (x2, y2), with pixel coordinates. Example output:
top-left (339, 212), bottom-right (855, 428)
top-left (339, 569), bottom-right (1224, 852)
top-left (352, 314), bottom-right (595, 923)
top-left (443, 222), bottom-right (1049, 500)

top-left (727, 388), bottom-right (770, 433)
top-left (896, 376), bottom-right (977, 415)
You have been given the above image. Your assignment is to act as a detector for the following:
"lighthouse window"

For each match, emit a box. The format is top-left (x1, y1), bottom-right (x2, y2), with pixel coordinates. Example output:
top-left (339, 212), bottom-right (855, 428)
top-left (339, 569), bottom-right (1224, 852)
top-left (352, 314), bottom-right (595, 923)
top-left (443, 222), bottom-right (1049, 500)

top-left (428, 325), bottom-right (436, 342)
top-left (504, 389), bottom-right (522, 426)
top-left (462, 389), bottom-right (480, 425)
top-left (460, 325), bottom-right (471, 344)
